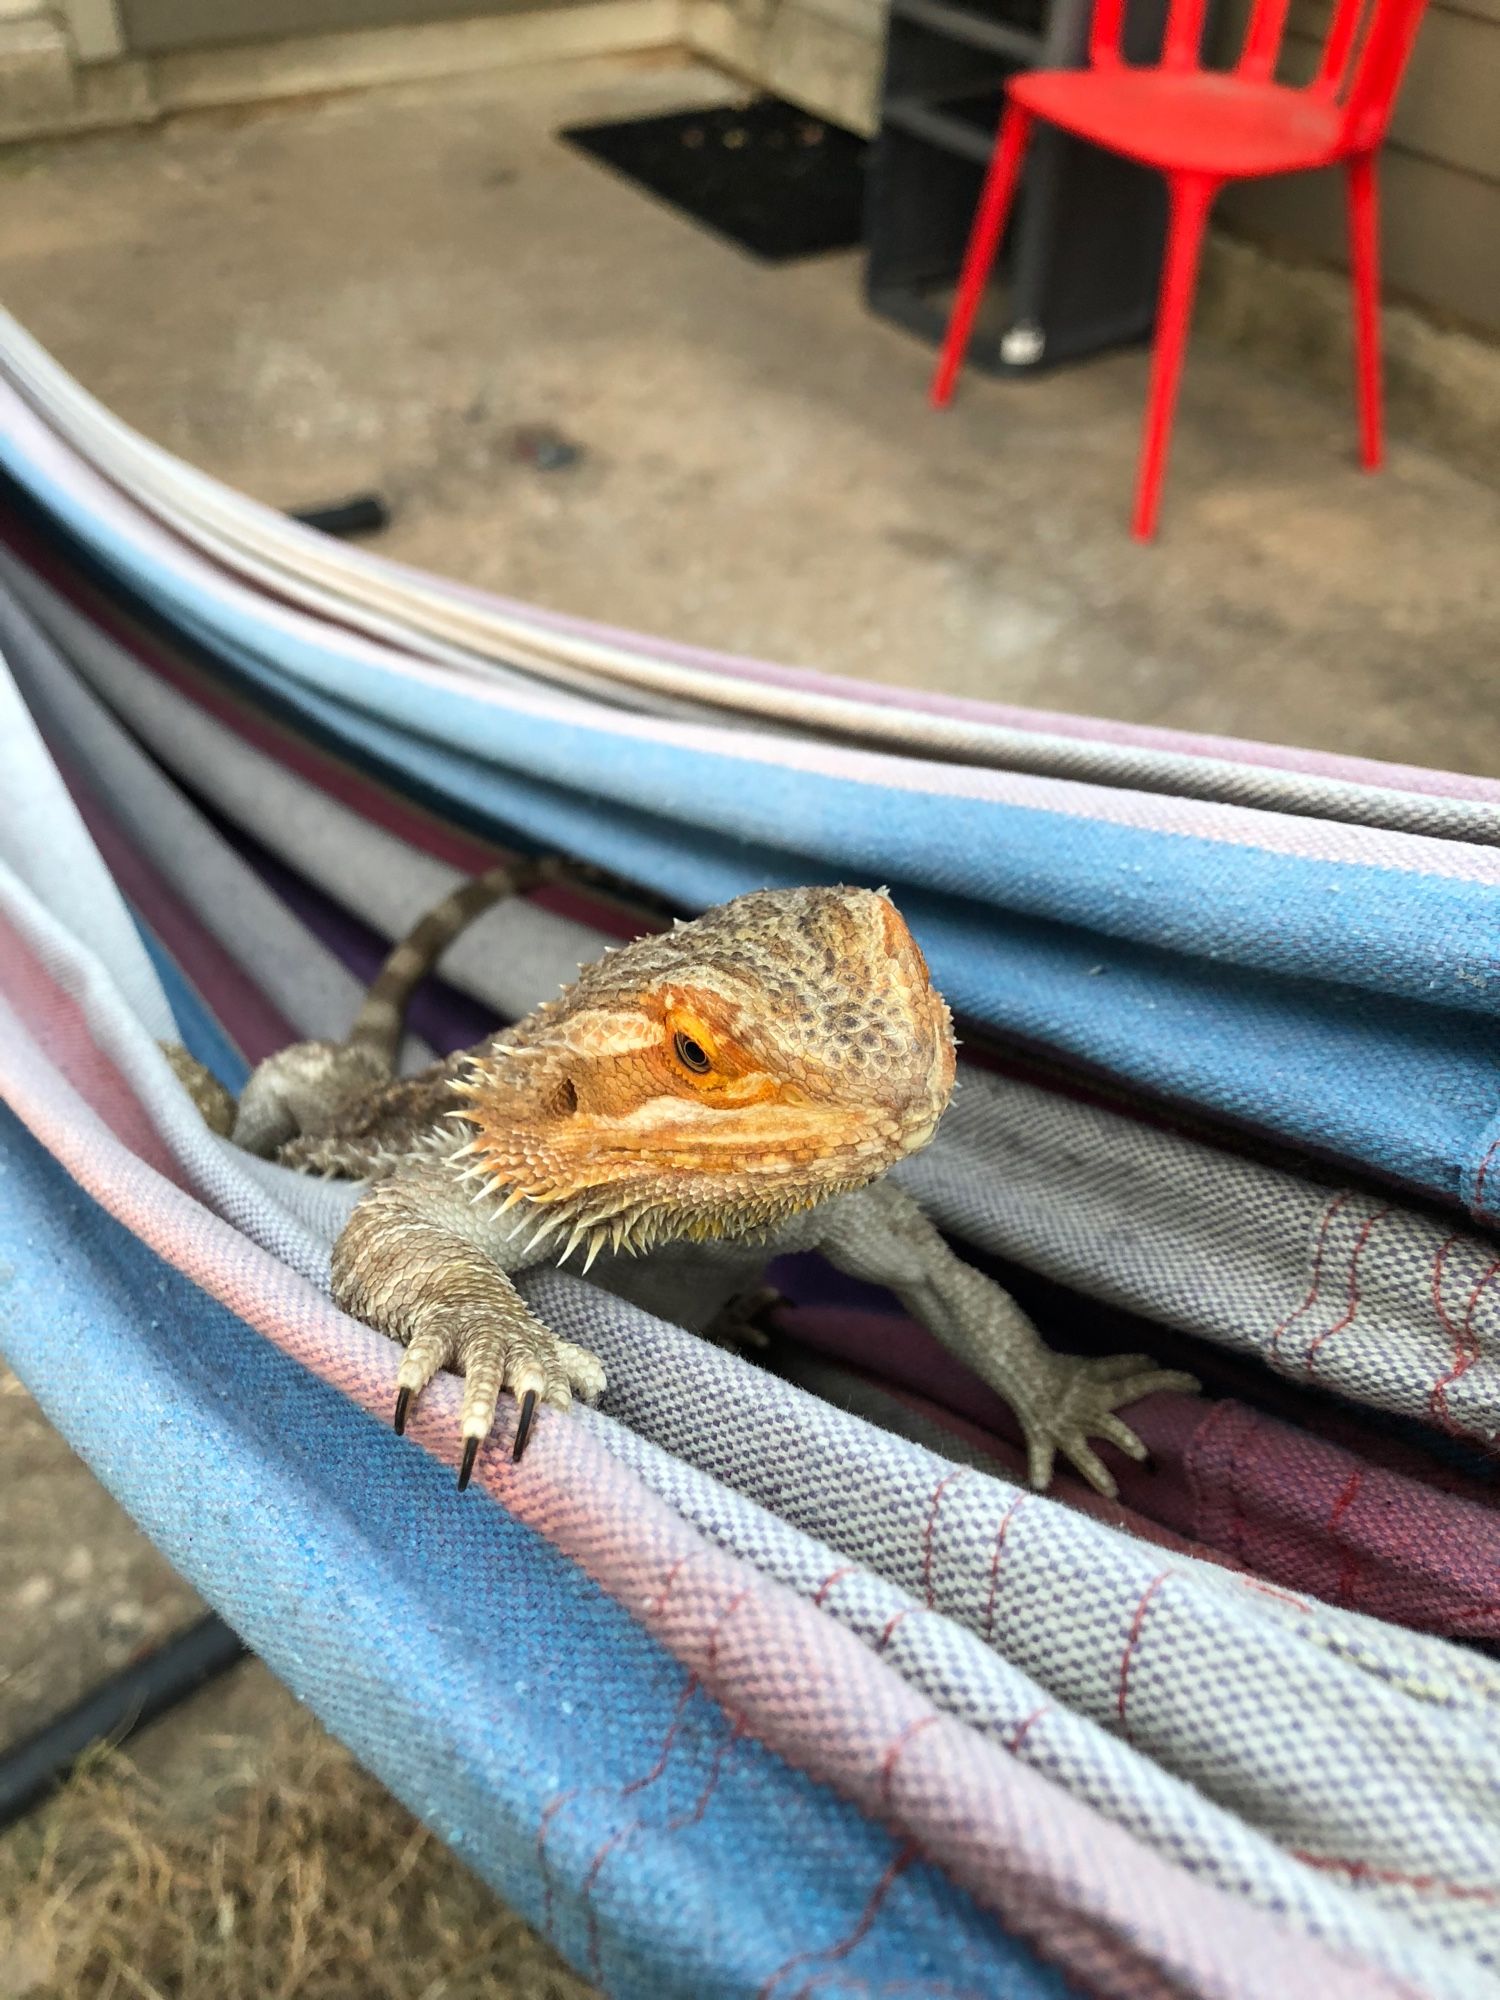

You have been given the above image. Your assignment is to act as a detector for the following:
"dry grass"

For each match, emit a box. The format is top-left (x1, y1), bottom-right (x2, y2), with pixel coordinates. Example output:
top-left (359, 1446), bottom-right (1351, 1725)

top-left (0, 1710), bottom-right (595, 2000)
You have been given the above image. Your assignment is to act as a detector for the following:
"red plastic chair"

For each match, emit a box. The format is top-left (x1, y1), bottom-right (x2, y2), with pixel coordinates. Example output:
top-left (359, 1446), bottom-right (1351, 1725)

top-left (930, 0), bottom-right (1430, 538)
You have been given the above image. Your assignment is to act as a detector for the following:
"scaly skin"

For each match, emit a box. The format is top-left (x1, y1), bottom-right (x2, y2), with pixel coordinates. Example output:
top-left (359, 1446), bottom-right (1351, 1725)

top-left (178, 882), bottom-right (1194, 1492)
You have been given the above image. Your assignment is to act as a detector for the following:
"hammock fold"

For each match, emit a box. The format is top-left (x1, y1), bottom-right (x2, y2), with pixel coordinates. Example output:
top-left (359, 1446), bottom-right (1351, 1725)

top-left (1, 314), bottom-right (1498, 2000)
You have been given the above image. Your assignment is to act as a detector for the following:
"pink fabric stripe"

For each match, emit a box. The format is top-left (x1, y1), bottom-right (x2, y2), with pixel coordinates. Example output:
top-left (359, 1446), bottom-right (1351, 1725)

top-left (1178, 1399), bottom-right (1500, 1637)
top-left (0, 906), bottom-right (187, 1187)
top-left (784, 1304), bottom-right (1500, 1638)
top-left (0, 938), bottom-right (1403, 2000)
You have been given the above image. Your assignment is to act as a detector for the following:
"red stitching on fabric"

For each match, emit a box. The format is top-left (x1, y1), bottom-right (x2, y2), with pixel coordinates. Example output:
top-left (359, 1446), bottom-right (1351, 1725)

top-left (648, 1554), bottom-right (691, 1617)
top-left (1293, 1851), bottom-right (1500, 1904)
top-left (581, 1825), bottom-right (635, 1974)
top-left (756, 1841), bottom-right (919, 1999)
top-left (620, 1675), bottom-right (700, 1798)
top-left (1221, 1402), bottom-right (1256, 1567)
top-left (581, 1584), bottom-right (755, 1975)
top-left (877, 1715), bottom-right (939, 1813)
top-left (1006, 1703), bottom-right (1051, 1755)
top-left (1180, 1395), bottom-right (1238, 1543)
top-left (662, 1714), bottom-right (747, 1833)
top-left (981, 1494), bottom-right (1028, 1645)
top-left (1430, 1235), bottom-right (1464, 1348)
top-left (1116, 1571), bottom-right (1171, 1740)
top-left (1236, 1575), bottom-right (1313, 1613)
top-left (814, 1565), bottom-right (857, 1607)
top-left (582, 1717), bottom-right (747, 1976)
top-left (920, 1469), bottom-right (968, 1609)
top-left (1304, 1207), bottom-right (1390, 1378)
top-left (536, 1789), bottom-right (576, 1937)
top-left (581, 1693), bottom-right (700, 1971)
top-left (1326, 1469), bottom-right (1364, 1609)
top-left (876, 1608), bottom-right (912, 1654)
top-left (1430, 1251), bottom-right (1500, 1430)
top-left (706, 1587), bottom-right (752, 1673)
top-left (1473, 1134), bottom-right (1500, 1223)
top-left (1270, 1192), bottom-right (1350, 1364)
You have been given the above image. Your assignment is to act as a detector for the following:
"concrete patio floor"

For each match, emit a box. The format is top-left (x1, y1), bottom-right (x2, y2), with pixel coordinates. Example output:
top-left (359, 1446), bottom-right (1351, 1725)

top-left (0, 51), bottom-right (1495, 771)
top-left (0, 45), bottom-right (1496, 1999)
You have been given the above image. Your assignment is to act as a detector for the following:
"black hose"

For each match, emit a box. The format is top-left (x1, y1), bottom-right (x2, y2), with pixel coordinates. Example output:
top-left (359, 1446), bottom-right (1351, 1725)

top-left (0, 1612), bottom-right (247, 1829)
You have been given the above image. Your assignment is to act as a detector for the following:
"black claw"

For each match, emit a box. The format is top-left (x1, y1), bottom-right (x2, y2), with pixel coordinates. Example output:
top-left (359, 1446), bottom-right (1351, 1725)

top-left (393, 1386), bottom-right (411, 1436)
top-left (458, 1436), bottom-right (479, 1491)
top-left (512, 1388), bottom-right (539, 1461)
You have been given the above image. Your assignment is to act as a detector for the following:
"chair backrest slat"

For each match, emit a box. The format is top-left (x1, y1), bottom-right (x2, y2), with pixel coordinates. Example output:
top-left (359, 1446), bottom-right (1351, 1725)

top-left (1236, 0), bottom-right (1296, 76)
top-left (1338, 0), bottom-right (1428, 143)
top-left (1088, 0), bottom-right (1128, 64)
top-left (1161, 0), bottom-right (1211, 65)
top-left (1317, 0), bottom-right (1371, 90)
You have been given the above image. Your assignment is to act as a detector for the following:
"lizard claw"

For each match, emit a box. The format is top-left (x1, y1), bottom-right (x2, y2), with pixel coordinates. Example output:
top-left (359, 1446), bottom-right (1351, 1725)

top-left (390, 1320), bottom-right (606, 1489)
top-left (512, 1388), bottom-right (539, 1460)
top-left (1023, 1354), bottom-right (1198, 1500)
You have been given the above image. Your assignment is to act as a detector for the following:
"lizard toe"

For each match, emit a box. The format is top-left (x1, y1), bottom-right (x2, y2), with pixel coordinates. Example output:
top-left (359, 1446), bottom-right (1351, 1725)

top-left (448, 1322), bottom-right (606, 1482)
top-left (1035, 1354), bottom-right (1199, 1497)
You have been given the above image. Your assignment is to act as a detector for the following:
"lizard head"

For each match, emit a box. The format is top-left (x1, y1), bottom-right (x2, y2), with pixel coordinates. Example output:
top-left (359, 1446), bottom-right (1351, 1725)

top-left (451, 885), bottom-right (956, 1265)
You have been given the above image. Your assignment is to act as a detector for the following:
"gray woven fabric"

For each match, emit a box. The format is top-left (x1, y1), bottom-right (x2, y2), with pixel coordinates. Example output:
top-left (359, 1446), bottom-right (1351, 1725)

top-left (576, 1396), bottom-right (1473, 1995)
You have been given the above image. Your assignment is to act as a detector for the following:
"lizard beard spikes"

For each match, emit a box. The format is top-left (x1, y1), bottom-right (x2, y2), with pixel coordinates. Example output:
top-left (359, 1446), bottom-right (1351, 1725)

top-left (445, 885), bottom-right (956, 1261)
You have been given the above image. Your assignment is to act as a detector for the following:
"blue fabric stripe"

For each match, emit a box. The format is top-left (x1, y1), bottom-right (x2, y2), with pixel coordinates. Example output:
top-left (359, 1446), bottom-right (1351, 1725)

top-left (0, 1107), bottom-right (1066, 2000)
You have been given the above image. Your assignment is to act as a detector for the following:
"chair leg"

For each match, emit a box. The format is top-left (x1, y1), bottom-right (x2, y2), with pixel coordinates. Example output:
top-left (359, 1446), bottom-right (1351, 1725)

top-left (1346, 151), bottom-right (1383, 472)
top-left (931, 107), bottom-right (1034, 408)
top-left (1132, 172), bottom-right (1217, 541)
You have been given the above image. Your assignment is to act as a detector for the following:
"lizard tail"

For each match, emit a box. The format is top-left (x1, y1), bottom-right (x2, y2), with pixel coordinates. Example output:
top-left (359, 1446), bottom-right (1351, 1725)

top-left (346, 857), bottom-right (560, 1074)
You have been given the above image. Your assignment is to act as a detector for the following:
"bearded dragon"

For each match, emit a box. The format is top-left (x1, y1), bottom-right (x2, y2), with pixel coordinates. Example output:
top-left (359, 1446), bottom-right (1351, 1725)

top-left (174, 873), bottom-right (1194, 1494)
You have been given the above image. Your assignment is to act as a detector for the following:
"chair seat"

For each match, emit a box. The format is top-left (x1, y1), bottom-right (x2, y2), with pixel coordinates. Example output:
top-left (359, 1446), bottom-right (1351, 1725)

top-left (1008, 68), bottom-right (1345, 178)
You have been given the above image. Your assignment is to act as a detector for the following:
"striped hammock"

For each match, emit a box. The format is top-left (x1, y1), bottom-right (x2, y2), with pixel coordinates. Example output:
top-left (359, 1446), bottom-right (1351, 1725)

top-left (0, 307), bottom-right (1496, 2000)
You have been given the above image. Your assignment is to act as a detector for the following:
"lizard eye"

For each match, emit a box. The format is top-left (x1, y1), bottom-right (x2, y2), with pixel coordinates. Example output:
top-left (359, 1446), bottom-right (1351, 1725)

top-left (673, 1031), bottom-right (712, 1075)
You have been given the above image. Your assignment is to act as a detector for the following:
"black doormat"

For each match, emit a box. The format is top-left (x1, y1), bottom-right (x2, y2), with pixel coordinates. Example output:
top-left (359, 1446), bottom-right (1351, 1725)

top-left (560, 96), bottom-right (868, 263)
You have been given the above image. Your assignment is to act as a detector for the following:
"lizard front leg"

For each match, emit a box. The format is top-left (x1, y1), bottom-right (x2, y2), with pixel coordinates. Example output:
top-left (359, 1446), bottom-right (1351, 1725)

top-left (332, 1165), bottom-right (606, 1485)
top-left (797, 1181), bottom-right (1196, 1497)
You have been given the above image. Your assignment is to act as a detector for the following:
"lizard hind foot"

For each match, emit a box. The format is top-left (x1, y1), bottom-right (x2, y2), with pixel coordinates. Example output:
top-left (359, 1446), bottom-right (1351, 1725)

top-left (1028, 1352), bottom-right (1199, 1500)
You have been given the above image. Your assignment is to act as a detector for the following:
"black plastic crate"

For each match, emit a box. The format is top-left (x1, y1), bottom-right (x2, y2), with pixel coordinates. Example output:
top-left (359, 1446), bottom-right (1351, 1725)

top-left (865, 0), bottom-right (1172, 373)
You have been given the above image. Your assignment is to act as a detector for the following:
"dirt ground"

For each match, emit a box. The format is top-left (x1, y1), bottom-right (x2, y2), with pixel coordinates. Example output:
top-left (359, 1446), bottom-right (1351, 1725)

top-left (0, 1661), bottom-right (593, 2000)
top-left (1, 45), bottom-right (1497, 2000)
